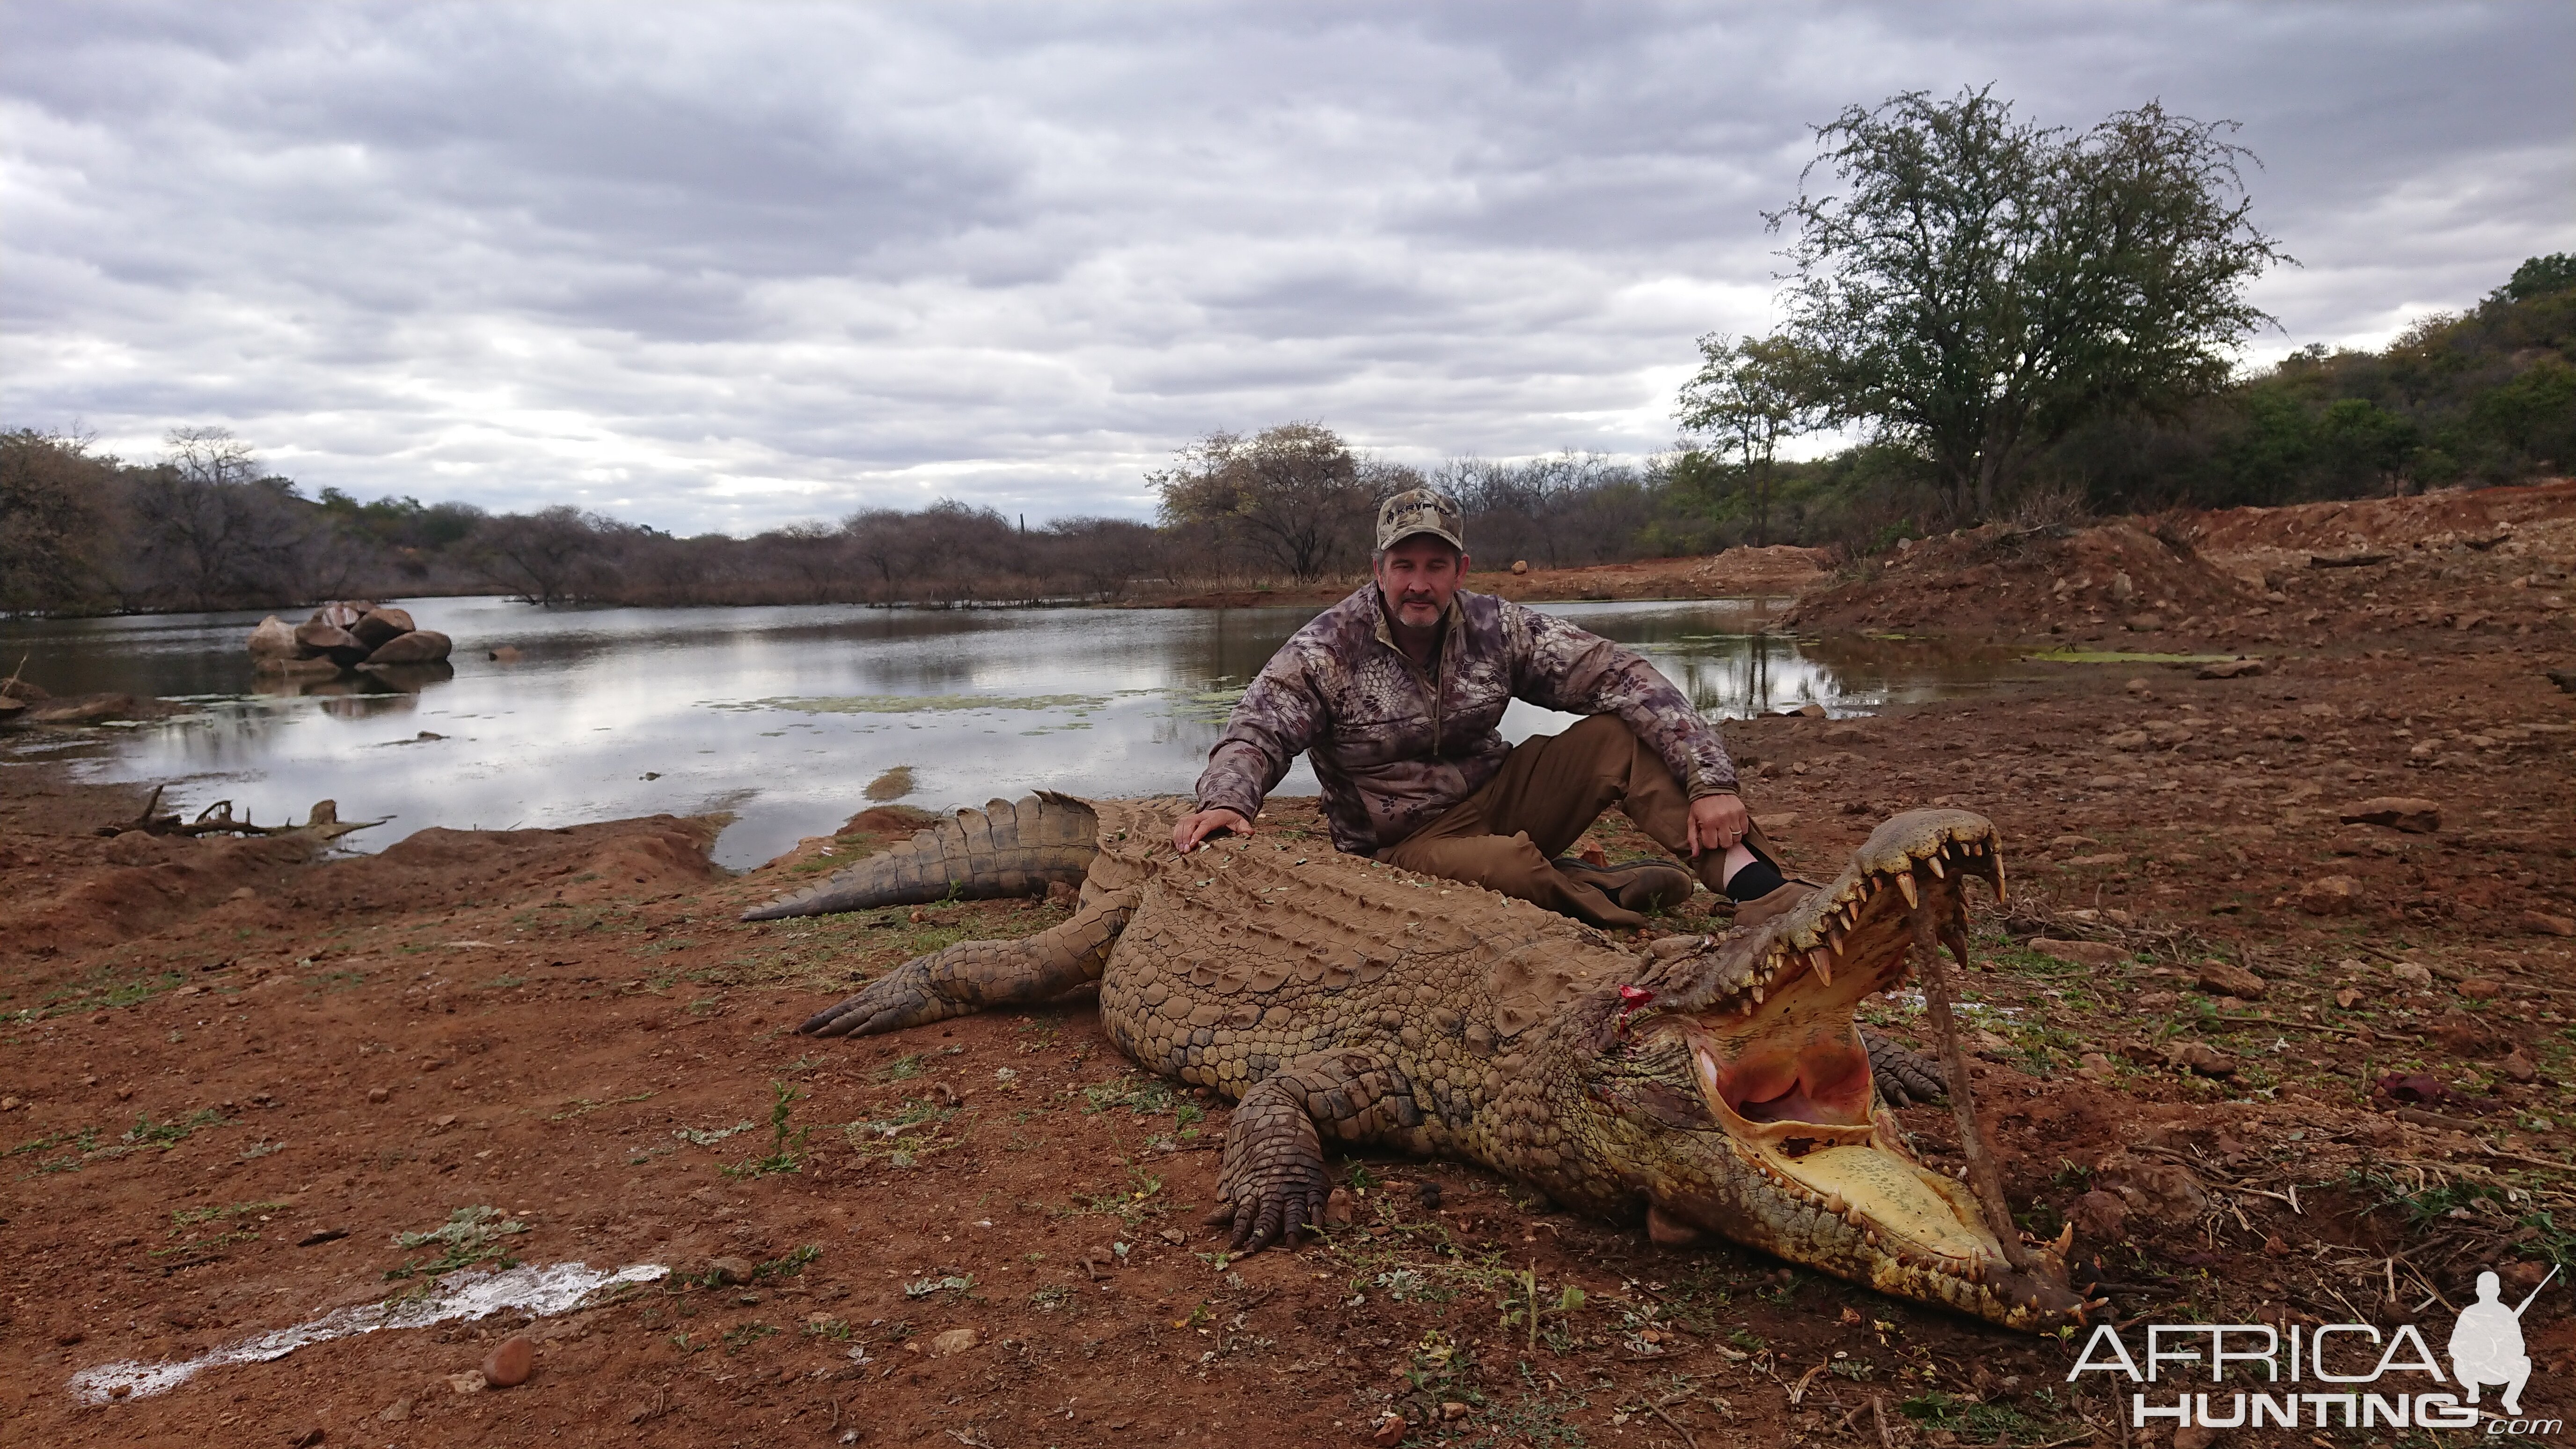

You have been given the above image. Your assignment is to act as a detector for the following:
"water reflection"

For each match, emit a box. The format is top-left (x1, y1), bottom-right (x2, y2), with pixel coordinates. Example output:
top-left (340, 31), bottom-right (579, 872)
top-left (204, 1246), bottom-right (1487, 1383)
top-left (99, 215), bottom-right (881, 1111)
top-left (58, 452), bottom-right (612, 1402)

top-left (0, 595), bottom-right (2022, 869)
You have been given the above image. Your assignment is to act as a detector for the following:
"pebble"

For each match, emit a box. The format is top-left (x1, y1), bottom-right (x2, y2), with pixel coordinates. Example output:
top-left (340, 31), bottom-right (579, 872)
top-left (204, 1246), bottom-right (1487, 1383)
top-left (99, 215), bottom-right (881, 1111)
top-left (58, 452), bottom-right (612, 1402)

top-left (2165, 1042), bottom-right (2236, 1078)
top-left (378, 1398), bottom-right (412, 1423)
top-left (926, 1327), bottom-right (981, 1357)
top-left (2501, 1049), bottom-right (2539, 1084)
top-left (2295, 876), bottom-right (2363, 916)
top-left (706, 1256), bottom-right (756, 1286)
top-left (1367, 1410), bottom-right (1408, 1446)
top-left (2077, 1053), bottom-right (2117, 1081)
top-left (2524, 911), bottom-right (2576, 938)
top-left (482, 1335), bottom-right (535, 1387)
top-left (366, 1087), bottom-right (390, 1104)
top-left (2338, 796), bottom-right (2442, 834)
top-left (2195, 959), bottom-right (2266, 1000)
top-left (2456, 978), bottom-right (2503, 1000)
top-left (2029, 937), bottom-right (2125, 968)
top-left (2391, 963), bottom-right (2435, 989)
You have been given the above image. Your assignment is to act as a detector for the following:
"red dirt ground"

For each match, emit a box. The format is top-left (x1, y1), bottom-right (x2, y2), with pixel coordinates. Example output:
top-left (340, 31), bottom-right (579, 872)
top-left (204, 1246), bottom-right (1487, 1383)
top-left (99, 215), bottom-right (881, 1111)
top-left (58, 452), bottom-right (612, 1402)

top-left (4, 483), bottom-right (2575, 1448)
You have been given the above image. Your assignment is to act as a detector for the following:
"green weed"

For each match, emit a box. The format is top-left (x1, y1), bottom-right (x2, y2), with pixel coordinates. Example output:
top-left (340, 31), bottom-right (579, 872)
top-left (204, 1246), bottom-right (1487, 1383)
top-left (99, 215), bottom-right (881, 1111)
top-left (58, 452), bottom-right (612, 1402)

top-left (384, 1205), bottom-right (528, 1281)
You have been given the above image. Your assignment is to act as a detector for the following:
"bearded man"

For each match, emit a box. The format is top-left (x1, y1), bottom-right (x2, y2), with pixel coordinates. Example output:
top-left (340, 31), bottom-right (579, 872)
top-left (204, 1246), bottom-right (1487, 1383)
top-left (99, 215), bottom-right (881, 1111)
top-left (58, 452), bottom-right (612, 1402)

top-left (1170, 488), bottom-right (1799, 929)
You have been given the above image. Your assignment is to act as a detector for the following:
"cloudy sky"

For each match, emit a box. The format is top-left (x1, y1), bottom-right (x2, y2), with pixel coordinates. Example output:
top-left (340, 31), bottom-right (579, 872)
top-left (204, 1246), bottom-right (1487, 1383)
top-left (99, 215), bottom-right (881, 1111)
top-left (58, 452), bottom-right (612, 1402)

top-left (5, 2), bottom-right (2569, 535)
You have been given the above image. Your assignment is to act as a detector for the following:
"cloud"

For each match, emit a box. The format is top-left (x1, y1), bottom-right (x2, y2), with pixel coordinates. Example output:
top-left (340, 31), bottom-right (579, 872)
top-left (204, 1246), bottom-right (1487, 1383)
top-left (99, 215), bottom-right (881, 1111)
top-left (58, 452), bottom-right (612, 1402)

top-left (3, 0), bottom-right (2568, 534)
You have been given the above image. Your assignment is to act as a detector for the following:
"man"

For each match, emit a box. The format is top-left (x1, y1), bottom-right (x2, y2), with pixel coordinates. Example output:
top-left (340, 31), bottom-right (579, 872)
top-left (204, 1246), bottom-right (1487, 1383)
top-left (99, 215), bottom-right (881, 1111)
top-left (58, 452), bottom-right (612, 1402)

top-left (1171, 487), bottom-right (1798, 930)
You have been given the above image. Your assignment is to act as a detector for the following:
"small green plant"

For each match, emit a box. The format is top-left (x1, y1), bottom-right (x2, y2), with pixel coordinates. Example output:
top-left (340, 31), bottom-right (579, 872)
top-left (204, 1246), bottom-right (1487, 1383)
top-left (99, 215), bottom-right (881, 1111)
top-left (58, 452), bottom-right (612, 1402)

top-left (673, 1120), bottom-right (758, 1148)
top-left (122, 1108), bottom-right (229, 1148)
top-left (720, 1321), bottom-right (780, 1354)
top-left (802, 1316), bottom-right (853, 1339)
top-left (904, 1274), bottom-right (975, 1299)
top-left (753, 1244), bottom-right (822, 1281)
top-left (549, 1092), bottom-right (654, 1120)
top-left (1028, 1286), bottom-right (1071, 1311)
top-left (721, 1081), bottom-right (811, 1178)
top-left (385, 1205), bottom-right (528, 1280)
top-left (875, 1054), bottom-right (924, 1082)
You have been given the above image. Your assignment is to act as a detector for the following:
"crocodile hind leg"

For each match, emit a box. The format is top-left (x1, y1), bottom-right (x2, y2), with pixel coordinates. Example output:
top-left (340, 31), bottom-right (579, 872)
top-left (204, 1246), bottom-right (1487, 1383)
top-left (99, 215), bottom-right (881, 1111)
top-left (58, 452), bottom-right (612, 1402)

top-left (1209, 1050), bottom-right (1433, 1252)
top-left (800, 894), bottom-right (1133, 1038)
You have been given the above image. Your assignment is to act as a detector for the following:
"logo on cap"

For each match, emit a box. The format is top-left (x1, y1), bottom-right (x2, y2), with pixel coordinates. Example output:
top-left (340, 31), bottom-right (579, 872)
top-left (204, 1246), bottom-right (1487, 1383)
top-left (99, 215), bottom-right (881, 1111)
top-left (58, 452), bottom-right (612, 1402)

top-left (1376, 489), bottom-right (1465, 552)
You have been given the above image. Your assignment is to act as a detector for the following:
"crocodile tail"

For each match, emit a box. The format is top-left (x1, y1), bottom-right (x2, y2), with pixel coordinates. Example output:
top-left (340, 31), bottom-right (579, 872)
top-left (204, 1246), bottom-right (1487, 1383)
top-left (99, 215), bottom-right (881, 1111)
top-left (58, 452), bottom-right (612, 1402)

top-left (739, 792), bottom-right (1099, 921)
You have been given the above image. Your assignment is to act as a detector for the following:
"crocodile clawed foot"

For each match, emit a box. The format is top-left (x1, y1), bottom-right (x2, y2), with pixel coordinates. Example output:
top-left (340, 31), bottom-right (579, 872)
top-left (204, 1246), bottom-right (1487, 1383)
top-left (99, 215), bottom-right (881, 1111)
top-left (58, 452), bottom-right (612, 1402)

top-left (799, 959), bottom-right (939, 1037)
top-left (1207, 1180), bottom-right (1329, 1254)
top-left (1861, 1027), bottom-right (1947, 1108)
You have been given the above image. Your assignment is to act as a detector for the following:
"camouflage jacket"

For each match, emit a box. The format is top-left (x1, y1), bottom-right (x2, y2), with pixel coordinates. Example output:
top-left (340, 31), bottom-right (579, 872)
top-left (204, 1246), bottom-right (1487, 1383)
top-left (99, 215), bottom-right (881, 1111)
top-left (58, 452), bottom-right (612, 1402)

top-left (1194, 585), bottom-right (1737, 855)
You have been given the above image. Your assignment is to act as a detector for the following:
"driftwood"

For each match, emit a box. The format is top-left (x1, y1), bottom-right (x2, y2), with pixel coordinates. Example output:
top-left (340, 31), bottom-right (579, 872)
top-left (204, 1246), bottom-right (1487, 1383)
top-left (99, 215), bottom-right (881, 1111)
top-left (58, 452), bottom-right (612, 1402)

top-left (98, 785), bottom-right (388, 842)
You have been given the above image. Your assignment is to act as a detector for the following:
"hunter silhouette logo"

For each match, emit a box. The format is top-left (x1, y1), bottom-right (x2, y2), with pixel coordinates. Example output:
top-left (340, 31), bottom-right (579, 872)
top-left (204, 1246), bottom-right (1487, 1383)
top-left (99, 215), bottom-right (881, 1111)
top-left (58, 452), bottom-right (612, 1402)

top-left (2452, 1266), bottom-right (2556, 1418)
top-left (2071, 1264), bottom-right (2562, 1433)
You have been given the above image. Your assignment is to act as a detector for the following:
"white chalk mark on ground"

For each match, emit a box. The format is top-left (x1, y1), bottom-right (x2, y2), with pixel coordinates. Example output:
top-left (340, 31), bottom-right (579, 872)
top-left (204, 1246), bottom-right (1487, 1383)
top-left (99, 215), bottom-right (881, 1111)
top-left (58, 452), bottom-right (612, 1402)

top-left (67, 1260), bottom-right (666, 1403)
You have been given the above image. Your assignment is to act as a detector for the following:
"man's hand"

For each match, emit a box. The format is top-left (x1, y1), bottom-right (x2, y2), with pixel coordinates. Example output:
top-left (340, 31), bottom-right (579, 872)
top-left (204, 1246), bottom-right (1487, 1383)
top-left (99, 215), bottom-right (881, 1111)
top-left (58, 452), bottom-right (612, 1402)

top-left (1171, 807), bottom-right (1252, 855)
top-left (1683, 793), bottom-right (1749, 858)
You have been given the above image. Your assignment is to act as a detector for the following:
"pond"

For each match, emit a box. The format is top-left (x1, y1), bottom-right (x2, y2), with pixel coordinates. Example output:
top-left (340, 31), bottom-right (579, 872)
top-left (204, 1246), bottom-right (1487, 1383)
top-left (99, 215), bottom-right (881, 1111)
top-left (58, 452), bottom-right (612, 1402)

top-left (0, 595), bottom-right (2027, 869)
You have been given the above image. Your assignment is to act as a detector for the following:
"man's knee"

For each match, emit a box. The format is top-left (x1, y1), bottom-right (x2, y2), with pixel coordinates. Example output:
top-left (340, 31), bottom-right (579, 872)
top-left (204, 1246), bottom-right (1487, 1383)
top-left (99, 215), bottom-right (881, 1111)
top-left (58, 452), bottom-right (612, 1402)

top-left (1392, 832), bottom-right (1554, 898)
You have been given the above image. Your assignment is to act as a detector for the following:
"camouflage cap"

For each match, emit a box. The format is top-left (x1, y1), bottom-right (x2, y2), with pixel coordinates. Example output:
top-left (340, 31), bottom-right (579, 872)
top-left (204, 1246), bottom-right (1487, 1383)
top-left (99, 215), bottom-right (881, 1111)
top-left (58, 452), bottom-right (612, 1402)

top-left (1375, 488), bottom-right (1466, 553)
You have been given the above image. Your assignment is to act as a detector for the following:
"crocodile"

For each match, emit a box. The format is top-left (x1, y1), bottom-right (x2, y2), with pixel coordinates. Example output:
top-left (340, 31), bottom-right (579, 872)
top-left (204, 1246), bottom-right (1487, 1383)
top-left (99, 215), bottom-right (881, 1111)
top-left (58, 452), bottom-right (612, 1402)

top-left (748, 794), bottom-right (2090, 1331)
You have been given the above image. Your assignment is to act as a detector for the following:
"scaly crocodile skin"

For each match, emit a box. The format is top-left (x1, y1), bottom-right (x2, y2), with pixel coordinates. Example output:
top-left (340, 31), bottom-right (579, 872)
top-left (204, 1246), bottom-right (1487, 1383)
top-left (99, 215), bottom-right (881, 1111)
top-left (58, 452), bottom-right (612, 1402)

top-left (777, 794), bottom-right (2092, 1332)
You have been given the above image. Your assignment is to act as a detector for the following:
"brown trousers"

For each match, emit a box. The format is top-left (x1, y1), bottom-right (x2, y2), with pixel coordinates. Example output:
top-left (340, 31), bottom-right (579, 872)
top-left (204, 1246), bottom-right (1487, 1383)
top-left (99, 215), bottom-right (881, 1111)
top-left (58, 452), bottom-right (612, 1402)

top-left (1378, 714), bottom-right (1761, 929)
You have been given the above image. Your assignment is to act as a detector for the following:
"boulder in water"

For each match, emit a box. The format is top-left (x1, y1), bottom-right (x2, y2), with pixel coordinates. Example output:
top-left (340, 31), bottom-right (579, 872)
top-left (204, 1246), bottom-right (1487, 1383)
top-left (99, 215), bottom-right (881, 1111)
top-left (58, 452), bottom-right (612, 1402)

top-left (293, 620), bottom-right (370, 667)
top-left (248, 615), bottom-right (301, 659)
top-left (350, 606), bottom-right (416, 650)
top-left (363, 629), bottom-right (453, 665)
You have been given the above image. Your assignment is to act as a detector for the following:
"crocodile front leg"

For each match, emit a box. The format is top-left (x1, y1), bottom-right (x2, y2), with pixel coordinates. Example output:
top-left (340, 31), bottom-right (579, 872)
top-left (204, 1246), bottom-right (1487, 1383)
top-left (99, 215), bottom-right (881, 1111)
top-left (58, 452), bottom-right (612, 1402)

top-left (1862, 1027), bottom-right (1948, 1108)
top-left (1211, 1049), bottom-right (1431, 1252)
top-left (801, 895), bottom-right (1132, 1038)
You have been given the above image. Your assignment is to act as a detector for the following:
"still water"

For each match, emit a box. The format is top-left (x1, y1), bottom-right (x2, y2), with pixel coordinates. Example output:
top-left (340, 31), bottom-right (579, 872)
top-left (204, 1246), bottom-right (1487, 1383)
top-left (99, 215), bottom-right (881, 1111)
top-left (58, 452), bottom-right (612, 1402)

top-left (0, 596), bottom-right (2013, 868)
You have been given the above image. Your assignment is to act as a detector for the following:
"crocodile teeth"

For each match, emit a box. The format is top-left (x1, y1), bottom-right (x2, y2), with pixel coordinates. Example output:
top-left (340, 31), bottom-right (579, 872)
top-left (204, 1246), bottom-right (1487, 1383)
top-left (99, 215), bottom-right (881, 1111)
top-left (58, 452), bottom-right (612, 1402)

top-left (1895, 873), bottom-right (1919, 907)
top-left (1992, 858), bottom-right (2008, 903)
top-left (1923, 854), bottom-right (1945, 879)
top-left (1807, 948), bottom-right (1833, 986)
top-left (1823, 1193), bottom-right (1845, 1215)
top-left (2053, 1222), bottom-right (2075, 1256)
top-left (1750, 983), bottom-right (1764, 1006)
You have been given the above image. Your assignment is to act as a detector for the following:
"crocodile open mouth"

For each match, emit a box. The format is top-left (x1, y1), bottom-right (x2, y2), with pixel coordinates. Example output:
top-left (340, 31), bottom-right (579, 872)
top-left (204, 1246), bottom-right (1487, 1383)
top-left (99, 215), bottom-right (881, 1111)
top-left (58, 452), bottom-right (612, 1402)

top-left (1643, 810), bottom-right (2086, 1329)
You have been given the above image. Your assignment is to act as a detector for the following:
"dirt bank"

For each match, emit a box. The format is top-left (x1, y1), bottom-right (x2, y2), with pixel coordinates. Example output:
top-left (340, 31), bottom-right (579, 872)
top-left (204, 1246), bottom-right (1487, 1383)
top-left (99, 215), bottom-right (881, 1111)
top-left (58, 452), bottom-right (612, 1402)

top-left (5, 489), bottom-right (2576, 1447)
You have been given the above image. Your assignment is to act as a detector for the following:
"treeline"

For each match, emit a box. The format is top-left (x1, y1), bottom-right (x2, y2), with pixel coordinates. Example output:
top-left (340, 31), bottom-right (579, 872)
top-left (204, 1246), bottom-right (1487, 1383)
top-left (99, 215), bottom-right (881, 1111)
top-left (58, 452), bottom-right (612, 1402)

top-left (4, 255), bottom-right (2565, 618)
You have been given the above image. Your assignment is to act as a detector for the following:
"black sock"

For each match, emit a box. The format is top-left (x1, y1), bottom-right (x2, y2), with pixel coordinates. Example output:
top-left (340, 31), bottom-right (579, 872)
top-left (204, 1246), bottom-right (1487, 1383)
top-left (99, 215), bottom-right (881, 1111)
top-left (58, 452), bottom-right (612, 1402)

top-left (1724, 857), bottom-right (1788, 901)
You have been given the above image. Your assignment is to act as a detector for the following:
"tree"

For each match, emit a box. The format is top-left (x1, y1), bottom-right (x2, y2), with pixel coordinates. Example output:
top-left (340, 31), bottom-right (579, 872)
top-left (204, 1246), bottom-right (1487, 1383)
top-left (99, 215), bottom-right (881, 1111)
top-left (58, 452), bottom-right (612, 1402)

top-left (1768, 86), bottom-right (2291, 520)
top-left (1151, 422), bottom-right (1372, 584)
top-left (123, 428), bottom-right (317, 609)
top-left (472, 506), bottom-right (622, 605)
top-left (0, 429), bottom-right (113, 613)
top-left (1675, 334), bottom-right (1829, 545)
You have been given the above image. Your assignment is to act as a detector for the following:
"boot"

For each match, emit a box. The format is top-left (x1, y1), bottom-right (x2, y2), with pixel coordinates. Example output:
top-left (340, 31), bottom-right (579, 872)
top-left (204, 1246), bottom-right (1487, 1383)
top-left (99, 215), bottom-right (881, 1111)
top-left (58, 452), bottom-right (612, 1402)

top-left (1550, 857), bottom-right (1697, 914)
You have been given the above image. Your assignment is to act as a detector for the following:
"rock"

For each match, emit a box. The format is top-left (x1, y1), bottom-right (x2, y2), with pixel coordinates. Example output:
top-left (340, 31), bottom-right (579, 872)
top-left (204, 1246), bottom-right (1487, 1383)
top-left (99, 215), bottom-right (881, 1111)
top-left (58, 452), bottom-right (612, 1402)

top-left (2432, 1010), bottom-right (2505, 1059)
top-left (1970, 1028), bottom-right (2015, 1059)
top-left (0, 695), bottom-right (22, 722)
top-left (2391, 962), bottom-right (2435, 988)
top-left (2339, 797), bottom-right (2442, 834)
top-left (2105, 729), bottom-right (2150, 750)
top-left (2296, 876), bottom-right (2364, 916)
top-left (2195, 658), bottom-right (2265, 679)
top-left (2077, 1052), bottom-right (2116, 1081)
top-left (1441, 1401), bottom-right (1469, 1421)
top-left (1751, 812), bottom-right (1799, 831)
top-left (293, 620), bottom-right (368, 666)
top-left (2123, 614), bottom-right (2163, 632)
top-left (2068, 1189), bottom-right (2128, 1244)
top-left (286, 1430), bottom-right (326, 1448)
top-left (378, 1398), bottom-right (412, 1423)
top-left (1367, 1410), bottom-right (1408, 1446)
top-left (2165, 1041), bottom-right (2236, 1077)
top-left (1044, 879), bottom-right (1081, 908)
top-left (2123, 677), bottom-right (2151, 695)
top-left (2029, 937), bottom-right (2126, 968)
top-left (2195, 960), bottom-right (2266, 1000)
top-left (1322, 1187), bottom-right (1355, 1226)
top-left (1795, 702), bottom-right (1827, 718)
top-left (248, 615), bottom-right (301, 659)
top-left (351, 607), bottom-right (417, 649)
top-left (706, 1256), bottom-right (756, 1286)
top-left (1819, 723), bottom-right (1871, 744)
top-left (367, 1086), bottom-right (390, 1103)
top-left (488, 644), bottom-right (523, 662)
top-left (2108, 571), bottom-right (2136, 604)
top-left (2050, 834), bottom-right (2099, 849)
top-left (2501, 1048), bottom-right (2539, 1083)
top-left (444, 1371), bottom-right (485, 1395)
top-left (1509, 560), bottom-right (1529, 575)
top-left (926, 1327), bottom-right (981, 1357)
top-left (0, 677), bottom-right (49, 701)
top-left (2456, 978), bottom-right (2503, 999)
top-left (482, 1335), bottom-right (535, 1387)
top-left (2094, 1148), bottom-right (2209, 1225)
top-left (363, 629), bottom-right (454, 665)
top-left (2523, 911), bottom-right (2576, 938)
